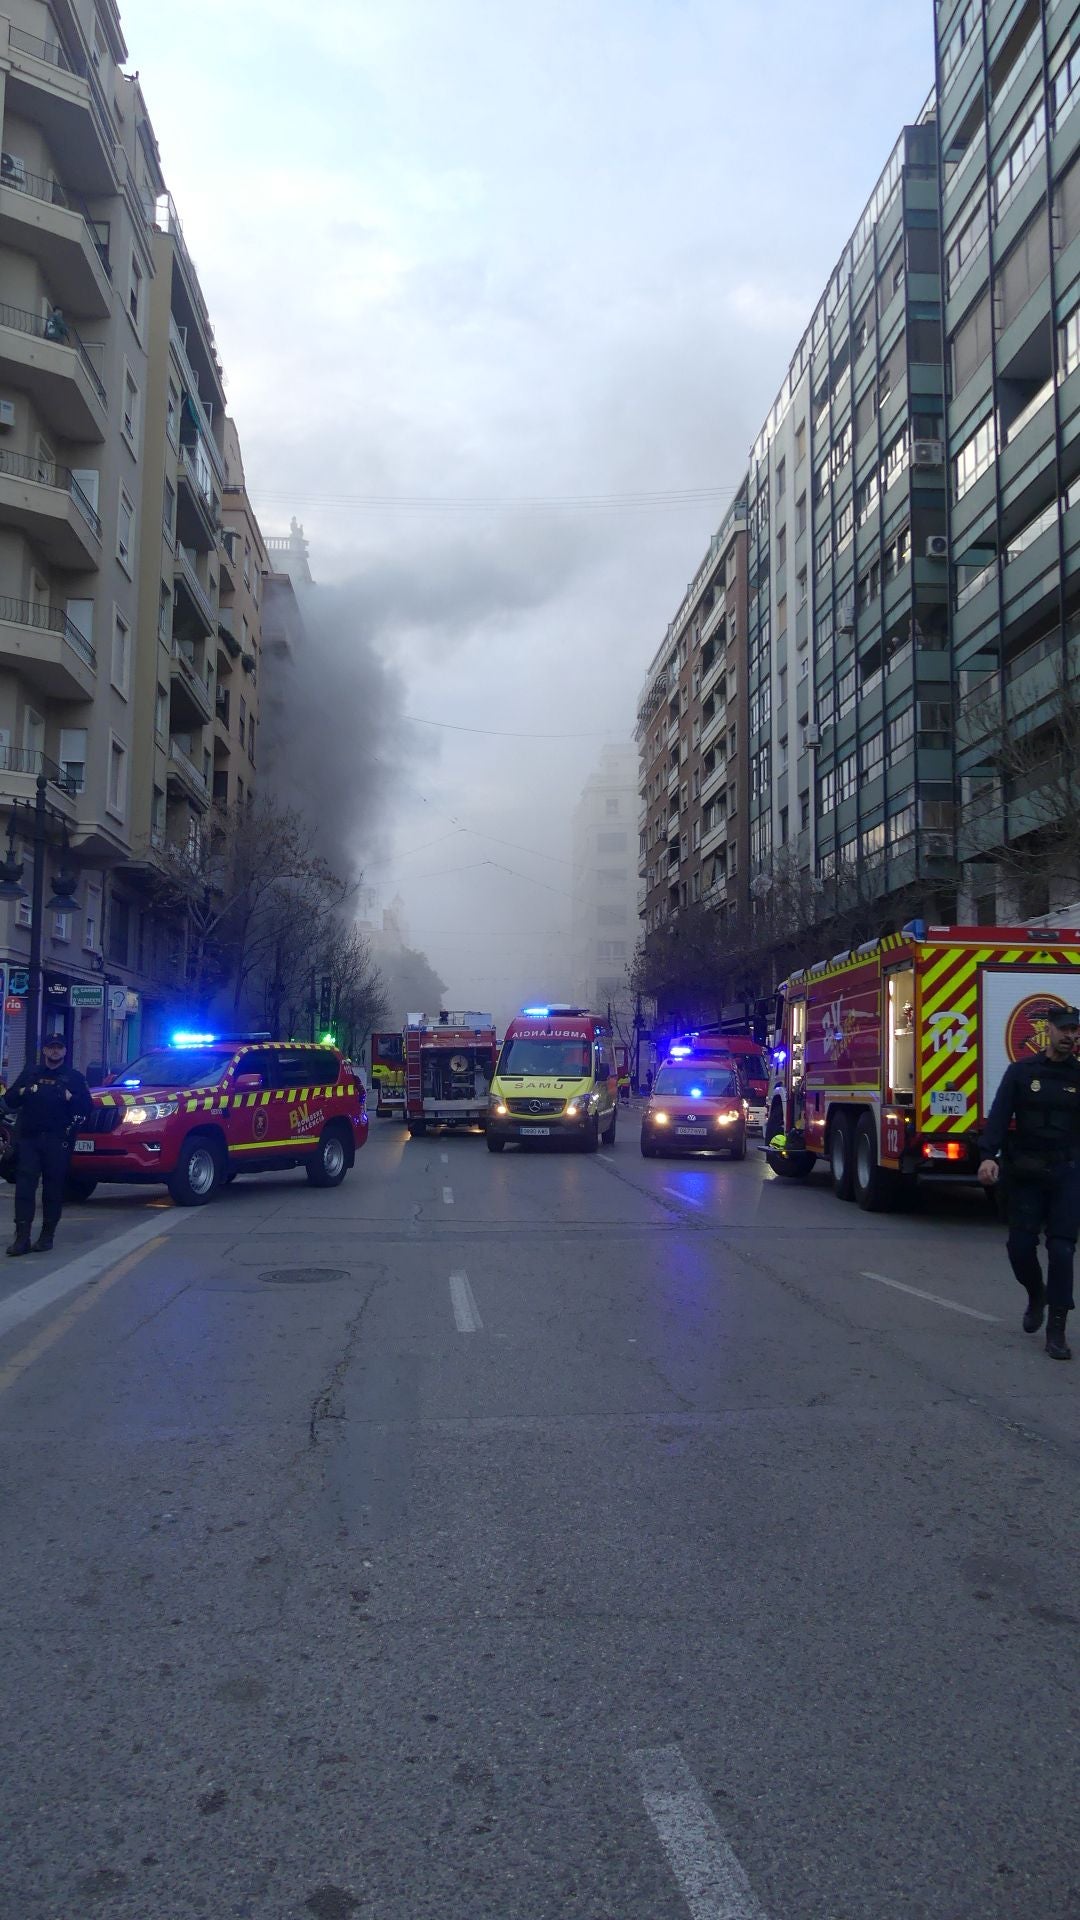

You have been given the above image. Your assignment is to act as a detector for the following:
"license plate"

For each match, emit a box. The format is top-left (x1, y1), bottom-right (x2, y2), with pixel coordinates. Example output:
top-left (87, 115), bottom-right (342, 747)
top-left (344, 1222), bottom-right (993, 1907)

top-left (519, 1126), bottom-right (550, 1136)
top-left (73, 1138), bottom-right (95, 1153)
top-left (676, 1125), bottom-right (708, 1136)
top-left (930, 1090), bottom-right (966, 1119)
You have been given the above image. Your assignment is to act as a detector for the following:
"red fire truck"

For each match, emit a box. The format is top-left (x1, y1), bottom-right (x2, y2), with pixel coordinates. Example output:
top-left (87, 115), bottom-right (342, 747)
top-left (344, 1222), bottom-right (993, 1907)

top-left (765, 921), bottom-right (1080, 1210)
top-left (403, 1012), bottom-right (498, 1137)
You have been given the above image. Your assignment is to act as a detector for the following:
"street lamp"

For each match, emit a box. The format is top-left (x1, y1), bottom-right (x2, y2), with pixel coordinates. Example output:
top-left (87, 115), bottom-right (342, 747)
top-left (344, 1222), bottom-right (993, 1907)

top-left (0, 772), bottom-right (81, 1066)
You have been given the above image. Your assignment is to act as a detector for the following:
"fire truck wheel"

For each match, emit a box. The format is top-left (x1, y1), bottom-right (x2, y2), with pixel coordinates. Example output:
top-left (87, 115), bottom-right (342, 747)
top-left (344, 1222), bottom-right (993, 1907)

top-left (168, 1134), bottom-right (224, 1207)
top-left (829, 1113), bottom-right (856, 1201)
top-left (853, 1114), bottom-right (895, 1213)
top-left (307, 1126), bottom-right (350, 1187)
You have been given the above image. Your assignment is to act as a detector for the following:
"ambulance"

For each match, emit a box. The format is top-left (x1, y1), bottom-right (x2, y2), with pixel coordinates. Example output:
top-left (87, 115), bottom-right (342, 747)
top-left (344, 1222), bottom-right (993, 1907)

top-left (765, 921), bottom-right (1080, 1209)
top-left (486, 1006), bottom-right (619, 1152)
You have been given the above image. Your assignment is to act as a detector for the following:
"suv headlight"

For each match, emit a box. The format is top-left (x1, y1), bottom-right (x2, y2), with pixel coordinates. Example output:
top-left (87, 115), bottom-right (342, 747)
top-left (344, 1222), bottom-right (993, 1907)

top-left (122, 1100), bottom-right (180, 1126)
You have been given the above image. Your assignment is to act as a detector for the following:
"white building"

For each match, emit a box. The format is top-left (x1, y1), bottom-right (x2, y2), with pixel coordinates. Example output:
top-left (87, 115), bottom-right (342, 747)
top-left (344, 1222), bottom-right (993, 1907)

top-left (570, 744), bottom-right (639, 1026)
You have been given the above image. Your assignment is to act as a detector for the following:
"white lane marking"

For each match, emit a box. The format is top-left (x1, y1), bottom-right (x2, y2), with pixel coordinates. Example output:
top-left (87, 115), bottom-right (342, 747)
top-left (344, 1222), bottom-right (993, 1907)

top-left (440, 1152), bottom-right (449, 1164)
top-left (598, 1153), bottom-right (615, 1164)
top-left (664, 1186), bottom-right (704, 1208)
top-left (449, 1270), bottom-right (482, 1333)
top-left (860, 1271), bottom-right (1000, 1323)
top-left (442, 1186), bottom-right (454, 1206)
top-left (633, 1745), bottom-right (771, 1920)
top-left (0, 1209), bottom-right (189, 1342)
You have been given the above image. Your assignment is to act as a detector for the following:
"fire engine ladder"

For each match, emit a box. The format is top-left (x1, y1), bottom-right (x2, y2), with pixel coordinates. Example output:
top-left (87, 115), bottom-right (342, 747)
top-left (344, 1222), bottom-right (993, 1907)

top-left (405, 1031), bottom-right (424, 1112)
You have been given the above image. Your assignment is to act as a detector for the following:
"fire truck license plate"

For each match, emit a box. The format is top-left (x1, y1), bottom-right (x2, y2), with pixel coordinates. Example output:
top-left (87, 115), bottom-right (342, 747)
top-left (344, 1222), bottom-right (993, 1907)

top-left (676, 1126), bottom-right (708, 1136)
top-left (73, 1139), bottom-right (95, 1153)
top-left (930, 1091), bottom-right (967, 1119)
top-left (520, 1126), bottom-right (550, 1136)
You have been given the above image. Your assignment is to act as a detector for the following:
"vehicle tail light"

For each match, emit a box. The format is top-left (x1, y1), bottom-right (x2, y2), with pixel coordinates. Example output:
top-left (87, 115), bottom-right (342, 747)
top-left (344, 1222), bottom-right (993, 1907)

top-left (922, 1141), bottom-right (965, 1162)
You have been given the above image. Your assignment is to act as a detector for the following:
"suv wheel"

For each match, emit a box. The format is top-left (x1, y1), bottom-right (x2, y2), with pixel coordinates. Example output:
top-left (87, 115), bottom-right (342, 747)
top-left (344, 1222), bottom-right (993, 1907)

top-left (168, 1135), bottom-right (224, 1207)
top-left (307, 1127), bottom-right (350, 1187)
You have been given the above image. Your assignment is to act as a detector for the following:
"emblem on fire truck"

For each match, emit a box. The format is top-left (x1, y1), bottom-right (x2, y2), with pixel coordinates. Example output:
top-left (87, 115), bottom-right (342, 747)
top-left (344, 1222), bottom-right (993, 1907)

top-left (1005, 993), bottom-right (1068, 1064)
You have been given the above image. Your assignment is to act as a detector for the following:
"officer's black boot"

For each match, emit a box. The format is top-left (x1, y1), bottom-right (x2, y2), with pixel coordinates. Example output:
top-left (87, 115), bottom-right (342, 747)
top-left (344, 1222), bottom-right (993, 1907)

top-left (1045, 1310), bottom-right (1072, 1361)
top-left (1023, 1281), bottom-right (1047, 1333)
top-left (7, 1219), bottom-right (32, 1257)
top-left (32, 1223), bottom-right (55, 1252)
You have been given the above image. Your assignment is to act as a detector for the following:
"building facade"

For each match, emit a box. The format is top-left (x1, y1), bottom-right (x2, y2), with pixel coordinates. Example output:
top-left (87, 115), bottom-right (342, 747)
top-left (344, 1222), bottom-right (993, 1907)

top-left (635, 491), bottom-right (750, 948)
top-left (569, 743), bottom-right (639, 1020)
top-left (216, 415), bottom-right (263, 810)
top-left (935, 0), bottom-right (1080, 917)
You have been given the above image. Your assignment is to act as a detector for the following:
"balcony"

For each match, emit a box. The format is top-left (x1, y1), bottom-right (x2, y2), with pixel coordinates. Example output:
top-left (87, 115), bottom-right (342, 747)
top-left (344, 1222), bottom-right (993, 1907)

top-left (0, 300), bottom-right (107, 441)
top-left (700, 705), bottom-right (726, 755)
top-left (176, 439), bottom-right (219, 552)
top-left (167, 317), bottom-right (225, 485)
top-left (218, 532), bottom-right (237, 595)
top-left (3, 23), bottom-right (119, 196)
top-left (0, 743), bottom-right (78, 817)
top-left (700, 819), bottom-right (728, 861)
top-left (637, 879), bottom-right (648, 912)
top-left (666, 715), bottom-right (680, 749)
top-left (173, 545), bottom-right (215, 639)
top-left (170, 639), bottom-right (213, 727)
top-left (0, 595), bottom-right (96, 701)
top-left (0, 447), bottom-right (102, 568)
top-left (667, 760), bottom-right (680, 796)
top-left (167, 738), bottom-right (210, 810)
top-left (700, 758), bottom-right (726, 808)
top-left (700, 651), bottom-right (724, 701)
top-left (666, 811), bottom-right (681, 842)
top-left (0, 165), bottom-right (111, 317)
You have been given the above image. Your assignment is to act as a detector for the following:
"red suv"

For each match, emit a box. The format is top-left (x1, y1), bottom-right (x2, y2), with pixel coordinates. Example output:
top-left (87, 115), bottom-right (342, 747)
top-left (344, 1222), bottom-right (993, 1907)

top-left (70, 1036), bottom-right (368, 1205)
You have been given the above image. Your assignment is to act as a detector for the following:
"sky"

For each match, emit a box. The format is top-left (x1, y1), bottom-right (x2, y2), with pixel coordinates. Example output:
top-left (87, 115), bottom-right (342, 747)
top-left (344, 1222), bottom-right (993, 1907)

top-left (120, 0), bottom-right (933, 1026)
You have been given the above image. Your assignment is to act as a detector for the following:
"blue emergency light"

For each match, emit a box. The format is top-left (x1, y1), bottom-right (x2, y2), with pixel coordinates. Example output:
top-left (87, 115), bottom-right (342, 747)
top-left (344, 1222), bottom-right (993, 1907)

top-left (669, 1044), bottom-right (692, 1057)
top-left (170, 1030), bottom-right (218, 1047)
top-left (522, 1006), bottom-right (550, 1018)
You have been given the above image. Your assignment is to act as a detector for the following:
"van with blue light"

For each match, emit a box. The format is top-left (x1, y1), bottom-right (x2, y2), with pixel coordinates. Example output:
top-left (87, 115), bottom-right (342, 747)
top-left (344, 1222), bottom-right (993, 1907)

top-left (485, 1006), bottom-right (619, 1152)
top-left (69, 1032), bottom-right (368, 1205)
top-left (640, 1042), bottom-right (749, 1159)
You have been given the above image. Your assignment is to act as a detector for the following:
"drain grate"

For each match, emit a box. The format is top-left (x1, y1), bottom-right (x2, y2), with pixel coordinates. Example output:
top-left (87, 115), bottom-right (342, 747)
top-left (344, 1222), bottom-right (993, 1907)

top-left (259, 1267), bottom-right (350, 1285)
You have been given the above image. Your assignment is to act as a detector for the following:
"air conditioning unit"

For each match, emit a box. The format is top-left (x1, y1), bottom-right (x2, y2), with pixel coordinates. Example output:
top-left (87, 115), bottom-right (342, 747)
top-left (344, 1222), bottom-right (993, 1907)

top-left (0, 399), bottom-right (15, 430)
top-left (805, 722), bottom-right (823, 747)
top-left (1, 152), bottom-right (27, 189)
top-left (912, 437), bottom-right (945, 467)
top-left (837, 601), bottom-right (855, 633)
top-left (925, 534), bottom-right (949, 560)
top-left (922, 831), bottom-right (952, 857)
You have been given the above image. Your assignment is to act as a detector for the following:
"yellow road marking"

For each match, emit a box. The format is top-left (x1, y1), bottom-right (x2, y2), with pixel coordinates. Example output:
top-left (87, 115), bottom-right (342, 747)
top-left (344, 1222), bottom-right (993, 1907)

top-left (0, 1235), bottom-right (167, 1397)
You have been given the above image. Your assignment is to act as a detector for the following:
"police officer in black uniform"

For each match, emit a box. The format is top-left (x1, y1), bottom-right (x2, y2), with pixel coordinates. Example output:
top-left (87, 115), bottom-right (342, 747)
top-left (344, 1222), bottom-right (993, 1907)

top-left (5, 1031), bottom-right (93, 1256)
top-left (978, 1004), bottom-right (1080, 1360)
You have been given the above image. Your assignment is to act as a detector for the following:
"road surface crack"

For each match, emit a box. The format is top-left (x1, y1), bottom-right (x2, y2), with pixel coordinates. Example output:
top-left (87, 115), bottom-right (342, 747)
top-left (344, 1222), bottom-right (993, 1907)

top-left (307, 1273), bottom-right (386, 1449)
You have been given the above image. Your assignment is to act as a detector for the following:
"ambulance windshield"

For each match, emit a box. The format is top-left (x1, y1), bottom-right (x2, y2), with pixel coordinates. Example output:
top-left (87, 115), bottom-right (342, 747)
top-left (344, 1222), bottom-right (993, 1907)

top-left (499, 1037), bottom-right (592, 1078)
top-left (114, 1047), bottom-right (235, 1089)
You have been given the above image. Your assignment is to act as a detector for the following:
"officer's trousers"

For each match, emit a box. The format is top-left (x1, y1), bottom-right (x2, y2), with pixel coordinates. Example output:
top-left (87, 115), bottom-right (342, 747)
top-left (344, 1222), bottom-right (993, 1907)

top-left (14, 1134), bottom-right (70, 1231)
top-left (1005, 1161), bottom-right (1080, 1313)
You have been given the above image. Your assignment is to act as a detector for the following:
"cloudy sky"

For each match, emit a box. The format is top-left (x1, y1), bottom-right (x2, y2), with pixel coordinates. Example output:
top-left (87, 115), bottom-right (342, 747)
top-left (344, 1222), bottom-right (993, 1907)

top-left (122, 0), bottom-right (931, 1023)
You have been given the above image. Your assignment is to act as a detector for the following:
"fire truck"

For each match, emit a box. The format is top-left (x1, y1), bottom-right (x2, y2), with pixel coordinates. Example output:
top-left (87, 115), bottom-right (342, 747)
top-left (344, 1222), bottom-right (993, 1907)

top-left (765, 921), bottom-right (1080, 1210)
top-left (403, 1012), bottom-right (499, 1137)
top-left (368, 1030), bottom-right (405, 1118)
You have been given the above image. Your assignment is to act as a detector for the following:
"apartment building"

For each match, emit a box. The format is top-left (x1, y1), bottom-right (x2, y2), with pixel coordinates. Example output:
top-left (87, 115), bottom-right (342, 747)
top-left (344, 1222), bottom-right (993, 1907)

top-left (215, 417), bottom-right (263, 810)
top-left (936, 0), bottom-right (1080, 917)
top-left (636, 490), bottom-right (750, 944)
top-left (0, 0), bottom-right (165, 1070)
top-left (569, 743), bottom-right (639, 1020)
top-left (744, 115), bottom-right (953, 962)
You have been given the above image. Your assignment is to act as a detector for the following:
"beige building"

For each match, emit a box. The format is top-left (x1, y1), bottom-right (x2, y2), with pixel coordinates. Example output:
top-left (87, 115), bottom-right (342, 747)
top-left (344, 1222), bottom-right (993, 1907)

top-left (216, 416), bottom-right (262, 809)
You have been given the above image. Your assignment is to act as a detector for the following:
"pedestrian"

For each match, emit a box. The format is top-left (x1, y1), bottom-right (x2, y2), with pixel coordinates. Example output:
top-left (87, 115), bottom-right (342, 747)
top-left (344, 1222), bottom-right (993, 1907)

top-left (5, 1031), bottom-right (92, 1256)
top-left (44, 305), bottom-right (69, 343)
top-left (643, 1068), bottom-right (654, 1096)
top-left (978, 1004), bottom-right (1080, 1360)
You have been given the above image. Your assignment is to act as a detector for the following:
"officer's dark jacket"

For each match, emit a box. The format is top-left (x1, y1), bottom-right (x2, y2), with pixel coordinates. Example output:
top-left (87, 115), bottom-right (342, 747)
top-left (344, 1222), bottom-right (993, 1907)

top-left (980, 1053), bottom-right (1080, 1168)
top-left (5, 1063), bottom-right (93, 1137)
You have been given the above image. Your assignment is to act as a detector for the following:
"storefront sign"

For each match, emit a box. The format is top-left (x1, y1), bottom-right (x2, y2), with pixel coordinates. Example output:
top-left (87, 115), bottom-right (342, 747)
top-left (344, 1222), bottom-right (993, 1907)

top-left (8, 970), bottom-right (28, 997)
top-left (70, 983), bottom-right (105, 1010)
top-left (109, 986), bottom-right (129, 1016)
top-left (44, 975), bottom-right (70, 1007)
top-left (5, 997), bottom-right (23, 1017)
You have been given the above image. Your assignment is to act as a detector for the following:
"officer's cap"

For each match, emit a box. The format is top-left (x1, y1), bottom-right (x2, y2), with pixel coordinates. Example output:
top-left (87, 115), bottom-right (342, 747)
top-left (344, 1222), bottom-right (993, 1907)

top-left (1045, 1004), bottom-right (1080, 1028)
top-left (42, 1031), bottom-right (66, 1047)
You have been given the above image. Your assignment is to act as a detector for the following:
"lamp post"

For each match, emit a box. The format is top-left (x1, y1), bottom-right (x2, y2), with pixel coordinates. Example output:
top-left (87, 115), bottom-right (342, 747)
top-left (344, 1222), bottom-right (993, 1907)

top-left (0, 772), bottom-right (80, 1069)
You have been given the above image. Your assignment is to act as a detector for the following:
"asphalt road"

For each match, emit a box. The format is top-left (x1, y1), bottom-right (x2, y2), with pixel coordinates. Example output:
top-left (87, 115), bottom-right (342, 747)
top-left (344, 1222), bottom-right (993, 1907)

top-left (1, 1111), bottom-right (1079, 1920)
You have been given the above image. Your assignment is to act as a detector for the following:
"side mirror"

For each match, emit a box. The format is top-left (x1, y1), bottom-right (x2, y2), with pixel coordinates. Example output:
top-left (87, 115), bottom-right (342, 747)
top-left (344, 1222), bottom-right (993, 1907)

top-left (596, 1062), bottom-right (611, 1083)
top-left (233, 1071), bottom-right (264, 1092)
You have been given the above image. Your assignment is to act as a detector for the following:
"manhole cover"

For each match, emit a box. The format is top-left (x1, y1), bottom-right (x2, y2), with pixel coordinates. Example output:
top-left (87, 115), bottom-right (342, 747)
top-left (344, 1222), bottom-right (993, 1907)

top-left (259, 1268), bottom-right (350, 1285)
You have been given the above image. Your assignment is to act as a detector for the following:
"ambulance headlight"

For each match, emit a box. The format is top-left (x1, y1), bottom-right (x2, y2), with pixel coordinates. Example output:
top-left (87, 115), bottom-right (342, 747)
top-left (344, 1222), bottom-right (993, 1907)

top-left (122, 1101), bottom-right (180, 1125)
top-left (565, 1092), bottom-right (597, 1117)
top-left (490, 1098), bottom-right (508, 1118)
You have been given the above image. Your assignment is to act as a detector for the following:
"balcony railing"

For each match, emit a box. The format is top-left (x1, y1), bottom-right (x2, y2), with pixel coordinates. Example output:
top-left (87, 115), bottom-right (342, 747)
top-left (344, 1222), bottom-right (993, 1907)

top-left (169, 739), bottom-right (208, 794)
top-left (0, 447), bottom-right (102, 537)
top-left (0, 742), bottom-right (79, 790)
top-left (174, 544), bottom-right (216, 633)
top-left (0, 299), bottom-right (107, 406)
top-left (0, 160), bottom-right (110, 274)
top-left (8, 25), bottom-right (74, 70)
top-left (171, 637), bottom-right (212, 703)
top-left (0, 594), bottom-right (96, 667)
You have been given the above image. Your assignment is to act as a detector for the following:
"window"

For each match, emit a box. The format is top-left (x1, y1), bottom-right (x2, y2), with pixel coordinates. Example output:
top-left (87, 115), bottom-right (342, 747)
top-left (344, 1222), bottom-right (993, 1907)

top-left (52, 910), bottom-right (72, 943)
top-left (888, 707), bottom-right (915, 761)
top-left (158, 582), bottom-right (171, 641)
top-left (167, 381), bottom-right (179, 446)
top-left (598, 831), bottom-right (627, 852)
top-left (117, 486), bottom-right (134, 571)
top-left (111, 610), bottom-right (129, 695)
top-left (796, 493), bottom-right (807, 536)
top-left (59, 727), bottom-right (87, 793)
top-left (1062, 304), bottom-right (1080, 378)
top-left (128, 253), bottom-right (143, 328)
top-left (795, 419), bottom-right (807, 465)
top-left (998, 213), bottom-right (1050, 329)
top-left (951, 291), bottom-right (991, 394)
top-left (248, 716), bottom-right (256, 760)
top-left (837, 751), bottom-right (857, 803)
top-left (155, 684), bottom-right (167, 739)
top-left (123, 367), bottom-right (139, 445)
top-left (163, 478), bottom-right (175, 535)
top-left (994, 101), bottom-right (1046, 217)
top-left (862, 730), bottom-right (884, 776)
top-left (107, 736), bottom-right (127, 819)
top-left (941, 0), bottom-right (976, 81)
top-left (945, 197), bottom-right (987, 294)
top-left (776, 526), bottom-right (787, 570)
top-left (776, 457), bottom-right (786, 500)
top-left (954, 414), bottom-right (996, 498)
top-left (801, 795), bottom-right (810, 830)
